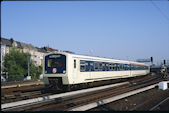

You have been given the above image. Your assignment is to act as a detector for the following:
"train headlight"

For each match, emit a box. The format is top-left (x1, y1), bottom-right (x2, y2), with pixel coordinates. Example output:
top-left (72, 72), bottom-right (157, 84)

top-left (63, 70), bottom-right (66, 73)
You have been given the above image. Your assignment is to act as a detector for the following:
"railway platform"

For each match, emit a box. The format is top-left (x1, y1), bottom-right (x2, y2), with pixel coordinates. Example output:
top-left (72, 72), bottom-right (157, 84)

top-left (90, 81), bottom-right (169, 111)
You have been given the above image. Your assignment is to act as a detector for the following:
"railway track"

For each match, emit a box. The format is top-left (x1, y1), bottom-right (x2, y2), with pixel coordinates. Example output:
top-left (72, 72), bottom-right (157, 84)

top-left (2, 73), bottom-right (167, 111)
top-left (1, 83), bottom-right (46, 104)
top-left (1, 73), bottom-right (156, 104)
top-left (29, 75), bottom-right (164, 111)
top-left (1, 79), bottom-right (44, 88)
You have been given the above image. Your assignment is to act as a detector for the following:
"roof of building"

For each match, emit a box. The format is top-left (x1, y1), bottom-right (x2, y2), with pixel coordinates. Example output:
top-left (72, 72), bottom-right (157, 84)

top-left (1, 37), bottom-right (60, 53)
top-left (41, 46), bottom-right (58, 52)
top-left (63, 50), bottom-right (75, 54)
top-left (1, 37), bottom-right (12, 47)
top-left (15, 41), bottom-right (23, 49)
top-left (36, 47), bottom-right (48, 53)
top-left (20, 42), bottom-right (37, 50)
top-left (1, 38), bottom-right (22, 49)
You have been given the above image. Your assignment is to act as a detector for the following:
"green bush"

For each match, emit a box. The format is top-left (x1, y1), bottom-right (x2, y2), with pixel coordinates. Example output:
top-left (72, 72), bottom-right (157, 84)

top-left (3, 47), bottom-right (42, 79)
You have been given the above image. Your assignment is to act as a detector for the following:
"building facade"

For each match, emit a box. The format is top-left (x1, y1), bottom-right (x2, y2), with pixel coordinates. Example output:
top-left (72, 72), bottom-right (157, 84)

top-left (1, 38), bottom-right (59, 73)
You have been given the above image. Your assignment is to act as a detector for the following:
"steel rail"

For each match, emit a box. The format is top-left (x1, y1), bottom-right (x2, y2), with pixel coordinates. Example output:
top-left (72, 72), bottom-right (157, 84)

top-left (149, 97), bottom-right (169, 111)
top-left (28, 77), bottom-right (164, 111)
top-left (1, 81), bottom-right (44, 89)
top-left (69, 81), bottom-right (169, 111)
top-left (1, 81), bottom-right (129, 110)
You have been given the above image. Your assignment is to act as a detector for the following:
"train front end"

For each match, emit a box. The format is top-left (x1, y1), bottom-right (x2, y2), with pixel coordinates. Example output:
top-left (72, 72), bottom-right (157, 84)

top-left (43, 53), bottom-right (68, 90)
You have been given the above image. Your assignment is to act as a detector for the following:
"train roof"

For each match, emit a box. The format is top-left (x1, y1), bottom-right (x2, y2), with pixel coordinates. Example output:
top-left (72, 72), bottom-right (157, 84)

top-left (45, 51), bottom-right (149, 66)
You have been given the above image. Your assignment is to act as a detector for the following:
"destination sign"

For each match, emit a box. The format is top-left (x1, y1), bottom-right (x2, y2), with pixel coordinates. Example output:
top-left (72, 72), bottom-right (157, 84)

top-left (49, 54), bottom-right (61, 58)
top-left (136, 59), bottom-right (151, 62)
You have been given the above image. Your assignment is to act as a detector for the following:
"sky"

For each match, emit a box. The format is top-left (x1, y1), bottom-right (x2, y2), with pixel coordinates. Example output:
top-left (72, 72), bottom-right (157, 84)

top-left (1, 1), bottom-right (169, 65)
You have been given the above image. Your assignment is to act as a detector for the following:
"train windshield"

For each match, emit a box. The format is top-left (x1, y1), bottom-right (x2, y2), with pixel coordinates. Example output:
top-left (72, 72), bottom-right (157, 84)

top-left (45, 54), bottom-right (66, 74)
top-left (47, 57), bottom-right (63, 68)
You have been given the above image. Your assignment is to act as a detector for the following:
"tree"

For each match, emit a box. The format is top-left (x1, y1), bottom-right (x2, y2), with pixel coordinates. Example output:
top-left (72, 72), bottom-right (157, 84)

top-left (3, 47), bottom-right (42, 79)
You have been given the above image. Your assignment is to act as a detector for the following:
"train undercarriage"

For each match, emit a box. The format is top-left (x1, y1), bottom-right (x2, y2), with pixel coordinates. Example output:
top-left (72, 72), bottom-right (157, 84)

top-left (42, 74), bottom-right (149, 93)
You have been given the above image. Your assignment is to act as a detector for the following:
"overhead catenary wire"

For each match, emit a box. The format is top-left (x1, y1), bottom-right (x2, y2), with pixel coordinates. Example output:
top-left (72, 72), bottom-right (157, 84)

top-left (151, 0), bottom-right (169, 21)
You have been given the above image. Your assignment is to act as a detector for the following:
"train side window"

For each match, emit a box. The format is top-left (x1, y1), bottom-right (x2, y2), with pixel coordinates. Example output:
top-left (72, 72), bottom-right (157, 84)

top-left (116, 64), bottom-right (119, 71)
top-left (134, 65), bottom-right (136, 70)
top-left (118, 64), bottom-right (120, 71)
top-left (125, 64), bottom-right (127, 70)
top-left (80, 61), bottom-right (85, 72)
top-left (114, 64), bottom-right (117, 71)
top-left (131, 65), bottom-right (134, 70)
top-left (99, 62), bottom-right (102, 71)
top-left (89, 62), bottom-right (93, 71)
top-left (120, 64), bottom-right (123, 71)
top-left (129, 64), bottom-right (131, 70)
top-left (125, 64), bottom-right (128, 70)
top-left (105, 63), bottom-right (109, 71)
top-left (111, 63), bottom-right (114, 71)
top-left (109, 63), bottom-right (113, 71)
top-left (119, 64), bottom-right (121, 71)
top-left (122, 64), bottom-right (124, 71)
top-left (74, 60), bottom-right (76, 68)
top-left (102, 63), bottom-right (105, 71)
top-left (85, 62), bottom-right (88, 71)
top-left (140, 66), bottom-right (143, 70)
top-left (109, 63), bottom-right (111, 70)
top-left (130, 65), bottom-right (133, 70)
top-left (87, 62), bottom-right (93, 71)
top-left (112, 64), bottom-right (116, 71)
top-left (127, 64), bottom-right (129, 70)
top-left (94, 62), bottom-right (99, 71)
top-left (123, 64), bottom-right (126, 70)
top-left (133, 65), bottom-right (135, 70)
top-left (123, 64), bottom-right (125, 70)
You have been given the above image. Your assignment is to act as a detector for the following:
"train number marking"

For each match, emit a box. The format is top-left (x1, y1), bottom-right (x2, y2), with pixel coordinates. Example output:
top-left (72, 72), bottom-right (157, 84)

top-left (52, 68), bottom-right (57, 73)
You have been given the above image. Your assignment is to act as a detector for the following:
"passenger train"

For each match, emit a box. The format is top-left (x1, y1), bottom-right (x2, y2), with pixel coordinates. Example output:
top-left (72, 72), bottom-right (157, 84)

top-left (43, 52), bottom-right (150, 91)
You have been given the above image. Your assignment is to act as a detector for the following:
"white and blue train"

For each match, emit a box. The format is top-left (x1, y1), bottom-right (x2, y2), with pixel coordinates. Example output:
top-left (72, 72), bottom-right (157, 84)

top-left (43, 52), bottom-right (150, 90)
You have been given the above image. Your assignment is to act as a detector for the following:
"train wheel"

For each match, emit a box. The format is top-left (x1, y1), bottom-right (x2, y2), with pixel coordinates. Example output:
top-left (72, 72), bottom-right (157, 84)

top-left (41, 89), bottom-right (46, 94)
top-left (63, 85), bottom-right (70, 92)
top-left (81, 84), bottom-right (86, 89)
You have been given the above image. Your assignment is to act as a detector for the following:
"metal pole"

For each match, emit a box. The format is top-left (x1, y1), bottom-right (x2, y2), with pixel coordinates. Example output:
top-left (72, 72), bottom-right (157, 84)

top-left (28, 56), bottom-right (30, 77)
